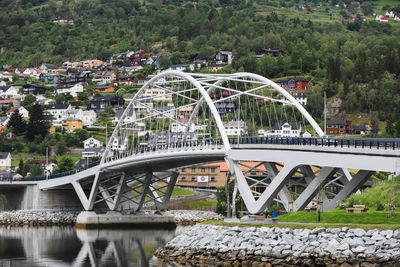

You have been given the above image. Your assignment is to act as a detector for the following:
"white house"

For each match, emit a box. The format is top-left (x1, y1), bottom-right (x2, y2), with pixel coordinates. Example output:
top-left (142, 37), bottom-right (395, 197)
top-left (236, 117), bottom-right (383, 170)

top-left (56, 83), bottom-right (84, 97)
top-left (168, 64), bottom-right (195, 72)
top-left (36, 95), bottom-right (56, 105)
top-left (113, 109), bottom-right (136, 126)
top-left (111, 136), bottom-right (129, 151)
top-left (0, 152), bottom-right (11, 171)
top-left (7, 106), bottom-right (29, 119)
top-left (0, 86), bottom-right (20, 98)
top-left (395, 15), bottom-right (400, 21)
top-left (0, 80), bottom-right (6, 86)
top-left (46, 104), bottom-right (73, 121)
top-left (260, 122), bottom-right (302, 137)
top-left (224, 120), bottom-right (247, 136)
top-left (83, 136), bottom-right (104, 148)
top-left (69, 109), bottom-right (97, 126)
top-left (82, 147), bottom-right (104, 158)
top-left (142, 87), bottom-right (172, 102)
top-left (386, 10), bottom-right (395, 17)
top-left (375, 15), bottom-right (389, 22)
top-left (282, 92), bottom-right (307, 106)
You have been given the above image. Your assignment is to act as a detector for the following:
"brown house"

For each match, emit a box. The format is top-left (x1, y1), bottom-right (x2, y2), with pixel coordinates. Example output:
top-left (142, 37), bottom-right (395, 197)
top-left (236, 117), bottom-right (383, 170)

top-left (326, 120), bottom-right (352, 135)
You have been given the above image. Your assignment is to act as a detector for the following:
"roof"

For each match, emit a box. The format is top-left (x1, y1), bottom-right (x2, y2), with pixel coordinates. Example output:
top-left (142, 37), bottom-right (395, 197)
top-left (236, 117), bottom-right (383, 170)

top-left (272, 122), bottom-right (301, 130)
top-left (7, 106), bottom-right (23, 113)
top-left (47, 104), bottom-right (70, 110)
top-left (115, 109), bottom-right (134, 119)
top-left (0, 152), bottom-right (10, 159)
top-left (63, 117), bottom-right (82, 122)
top-left (218, 51), bottom-right (232, 55)
top-left (327, 120), bottom-right (347, 125)
top-left (84, 136), bottom-right (103, 143)
top-left (353, 125), bottom-right (367, 131)
top-left (83, 147), bottom-right (104, 153)
top-left (276, 77), bottom-right (308, 83)
top-left (93, 86), bottom-right (113, 90)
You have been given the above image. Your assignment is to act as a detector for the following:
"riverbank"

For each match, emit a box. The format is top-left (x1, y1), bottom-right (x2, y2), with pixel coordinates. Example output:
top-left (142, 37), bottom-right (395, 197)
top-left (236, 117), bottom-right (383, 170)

top-left (155, 224), bottom-right (400, 266)
top-left (0, 210), bottom-right (223, 227)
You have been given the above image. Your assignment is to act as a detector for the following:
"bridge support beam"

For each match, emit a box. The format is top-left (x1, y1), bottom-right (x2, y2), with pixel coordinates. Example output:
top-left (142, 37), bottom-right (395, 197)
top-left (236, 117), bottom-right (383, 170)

top-left (293, 167), bottom-right (338, 212)
top-left (323, 170), bottom-right (374, 210)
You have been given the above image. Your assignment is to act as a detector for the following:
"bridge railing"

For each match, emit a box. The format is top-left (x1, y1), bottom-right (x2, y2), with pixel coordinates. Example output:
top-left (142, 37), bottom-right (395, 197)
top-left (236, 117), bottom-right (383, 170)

top-left (229, 136), bottom-right (400, 150)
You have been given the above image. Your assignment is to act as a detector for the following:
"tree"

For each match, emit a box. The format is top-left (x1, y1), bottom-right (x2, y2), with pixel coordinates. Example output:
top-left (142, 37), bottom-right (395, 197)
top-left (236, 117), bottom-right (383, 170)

top-left (29, 164), bottom-right (43, 177)
top-left (370, 112), bottom-right (380, 135)
top-left (55, 156), bottom-right (75, 173)
top-left (56, 94), bottom-right (65, 104)
top-left (6, 110), bottom-right (26, 135)
top-left (26, 104), bottom-right (50, 141)
top-left (21, 94), bottom-right (36, 107)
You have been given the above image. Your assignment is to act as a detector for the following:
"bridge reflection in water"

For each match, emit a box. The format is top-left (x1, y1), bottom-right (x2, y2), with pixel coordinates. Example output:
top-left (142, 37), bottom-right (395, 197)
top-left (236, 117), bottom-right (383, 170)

top-left (0, 226), bottom-right (177, 266)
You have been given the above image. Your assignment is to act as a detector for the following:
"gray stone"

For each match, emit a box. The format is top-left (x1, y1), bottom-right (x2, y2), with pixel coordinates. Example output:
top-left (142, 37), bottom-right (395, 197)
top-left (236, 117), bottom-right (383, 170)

top-left (352, 246), bottom-right (366, 253)
top-left (350, 228), bottom-right (366, 237)
top-left (337, 243), bottom-right (349, 251)
top-left (325, 243), bottom-right (337, 254)
top-left (342, 249), bottom-right (354, 258)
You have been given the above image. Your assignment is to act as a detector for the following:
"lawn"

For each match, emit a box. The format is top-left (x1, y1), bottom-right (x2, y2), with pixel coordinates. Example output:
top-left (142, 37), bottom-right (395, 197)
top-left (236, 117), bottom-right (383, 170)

top-left (172, 186), bottom-right (196, 197)
top-left (11, 152), bottom-right (82, 166)
top-left (277, 209), bottom-right (400, 225)
top-left (167, 198), bottom-right (217, 210)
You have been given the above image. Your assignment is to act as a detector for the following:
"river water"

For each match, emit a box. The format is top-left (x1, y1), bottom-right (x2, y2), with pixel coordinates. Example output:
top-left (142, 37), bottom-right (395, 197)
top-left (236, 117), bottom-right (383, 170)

top-left (0, 225), bottom-right (186, 266)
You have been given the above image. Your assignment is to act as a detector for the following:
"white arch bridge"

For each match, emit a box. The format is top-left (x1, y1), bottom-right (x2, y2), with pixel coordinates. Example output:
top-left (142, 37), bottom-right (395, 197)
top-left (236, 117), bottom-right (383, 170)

top-left (18, 71), bottom-right (400, 214)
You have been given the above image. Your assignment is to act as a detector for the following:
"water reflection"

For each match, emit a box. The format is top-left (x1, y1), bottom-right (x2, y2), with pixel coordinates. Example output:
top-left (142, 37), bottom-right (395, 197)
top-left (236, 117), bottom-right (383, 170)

top-left (0, 226), bottom-right (180, 266)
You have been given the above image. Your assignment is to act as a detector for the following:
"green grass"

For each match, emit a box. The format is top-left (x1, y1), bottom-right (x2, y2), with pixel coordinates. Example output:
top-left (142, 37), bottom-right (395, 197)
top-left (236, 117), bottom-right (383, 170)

top-left (12, 152), bottom-right (82, 165)
top-left (203, 219), bottom-right (400, 230)
top-left (187, 199), bottom-right (217, 209)
top-left (172, 186), bottom-right (196, 197)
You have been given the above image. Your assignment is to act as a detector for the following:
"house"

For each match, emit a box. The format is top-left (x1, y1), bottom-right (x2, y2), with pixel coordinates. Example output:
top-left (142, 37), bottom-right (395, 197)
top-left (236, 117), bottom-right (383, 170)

top-left (89, 95), bottom-right (121, 113)
top-left (36, 95), bottom-right (56, 105)
top-left (282, 92), bottom-right (307, 106)
top-left (92, 85), bottom-right (115, 93)
top-left (74, 109), bottom-right (97, 126)
top-left (170, 118), bottom-right (195, 133)
top-left (0, 152), bottom-right (11, 171)
top-left (0, 86), bottom-right (19, 98)
top-left (394, 15), bottom-right (400, 21)
top-left (177, 106), bottom-right (193, 119)
top-left (114, 77), bottom-right (135, 86)
top-left (83, 136), bottom-right (104, 148)
top-left (63, 70), bottom-right (90, 85)
top-left (168, 64), bottom-right (195, 72)
top-left (177, 162), bottom-right (227, 188)
top-left (82, 147), bottom-right (104, 158)
top-left (215, 102), bottom-right (236, 115)
top-left (56, 83), bottom-right (84, 97)
top-left (260, 122), bottom-right (302, 138)
top-left (0, 99), bottom-right (13, 109)
top-left (326, 120), bottom-right (352, 135)
top-left (375, 15), bottom-right (389, 22)
top-left (142, 87), bottom-right (172, 102)
top-left (215, 51), bottom-right (232, 64)
top-left (22, 84), bottom-right (46, 95)
top-left (113, 109), bottom-right (136, 126)
top-left (210, 89), bottom-right (237, 99)
top-left (224, 120), bottom-right (247, 136)
top-left (81, 60), bottom-right (103, 68)
top-left (39, 73), bottom-right (64, 83)
top-left (385, 10), bottom-right (395, 18)
top-left (154, 105), bottom-right (175, 119)
top-left (0, 72), bottom-right (13, 81)
top-left (62, 117), bottom-right (83, 131)
top-left (148, 132), bottom-right (196, 146)
top-left (101, 71), bottom-right (116, 84)
top-left (46, 104), bottom-right (73, 121)
top-left (7, 106), bottom-right (29, 119)
top-left (39, 63), bottom-right (58, 71)
top-left (110, 136), bottom-right (129, 151)
top-left (1, 65), bottom-right (14, 72)
top-left (352, 125), bottom-right (368, 135)
top-left (276, 77), bottom-right (308, 90)
top-left (52, 17), bottom-right (74, 24)
top-left (256, 48), bottom-right (284, 58)
top-left (207, 64), bottom-right (226, 72)
top-left (0, 81), bottom-right (6, 86)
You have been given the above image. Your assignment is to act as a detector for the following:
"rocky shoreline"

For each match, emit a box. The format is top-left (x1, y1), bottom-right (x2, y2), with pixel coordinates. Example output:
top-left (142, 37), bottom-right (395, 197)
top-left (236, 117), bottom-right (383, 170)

top-left (0, 211), bottom-right (79, 226)
top-left (155, 224), bottom-right (400, 266)
top-left (0, 210), bottom-right (223, 227)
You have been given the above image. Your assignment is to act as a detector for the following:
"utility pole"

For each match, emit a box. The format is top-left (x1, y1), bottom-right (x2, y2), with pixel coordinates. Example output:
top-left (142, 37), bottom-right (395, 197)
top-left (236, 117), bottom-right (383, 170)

top-left (46, 147), bottom-right (49, 180)
top-left (324, 91), bottom-right (327, 135)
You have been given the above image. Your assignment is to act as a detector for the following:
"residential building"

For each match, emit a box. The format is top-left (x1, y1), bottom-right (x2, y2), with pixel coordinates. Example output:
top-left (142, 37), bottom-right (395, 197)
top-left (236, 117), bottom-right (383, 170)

top-left (83, 136), bottom-right (104, 149)
top-left (62, 117), bottom-right (83, 132)
top-left (326, 120), bottom-right (352, 135)
top-left (52, 17), bottom-right (74, 24)
top-left (111, 136), bottom-right (129, 151)
top-left (276, 77), bottom-right (308, 90)
top-left (7, 106), bottom-right (29, 119)
top-left (170, 118), bottom-right (195, 133)
top-left (207, 64), bottom-right (226, 72)
top-left (39, 73), bottom-right (63, 83)
top-left (224, 120), bottom-right (247, 136)
top-left (259, 122), bottom-right (302, 137)
top-left (256, 48), bottom-right (284, 58)
top-left (395, 15), bottom-right (400, 21)
top-left (375, 15), bottom-right (389, 22)
top-left (154, 105), bottom-right (175, 119)
top-left (89, 95), bottom-right (121, 113)
top-left (0, 72), bottom-right (13, 81)
top-left (142, 87), bottom-right (172, 102)
top-left (114, 77), bottom-right (135, 86)
top-left (0, 99), bottom-right (13, 109)
top-left (56, 83), bottom-right (84, 97)
top-left (148, 132), bottom-right (196, 146)
top-left (215, 51), bottom-right (232, 64)
top-left (352, 125), bottom-right (368, 135)
top-left (282, 92), bottom-right (307, 106)
top-left (46, 104), bottom-right (72, 121)
top-left (215, 102), bottom-right (236, 115)
top-left (22, 84), bottom-right (46, 95)
top-left (0, 86), bottom-right (20, 98)
top-left (385, 10), bottom-right (395, 17)
top-left (82, 147), bottom-right (104, 158)
top-left (168, 64), bottom-right (195, 72)
top-left (113, 109), bottom-right (136, 126)
top-left (92, 85), bottom-right (115, 93)
top-left (74, 109), bottom-right (97, 126)
top-left (177, 106), bottom-right (193, 119)
top-left (177, 163), bottom-right (227, 188)
top-left (0, 152), bottom-right (11, 171)
top-left (36, 95), bottom-right (56, 105)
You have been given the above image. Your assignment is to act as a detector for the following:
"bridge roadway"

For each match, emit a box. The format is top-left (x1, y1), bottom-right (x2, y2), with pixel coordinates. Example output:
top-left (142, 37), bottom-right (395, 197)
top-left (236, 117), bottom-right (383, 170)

top-left (5, 137), bottom-right (400, 213)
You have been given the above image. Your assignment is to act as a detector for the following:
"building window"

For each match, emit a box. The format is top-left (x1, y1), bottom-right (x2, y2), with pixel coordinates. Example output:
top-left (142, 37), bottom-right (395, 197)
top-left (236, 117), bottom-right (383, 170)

top-left (182, 168), bottom-right (186, 173)
top-left (191, 177), bottom-right (195, 182)
top-left (211, 177), bottom-right (215, 182)
top-left (182, 177), bottom-right (186, 182)
top-left (211, 168), bottom-right (216, 172)
top-left (191, 168), bottom-right (195, 173)
top-left (201, 168), bottom-right (205, 173)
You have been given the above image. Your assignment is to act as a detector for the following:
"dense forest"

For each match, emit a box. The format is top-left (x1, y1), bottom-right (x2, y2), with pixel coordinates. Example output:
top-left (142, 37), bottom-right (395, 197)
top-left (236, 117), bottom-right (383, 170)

top-left (1, 0), bottom-right (400, 135)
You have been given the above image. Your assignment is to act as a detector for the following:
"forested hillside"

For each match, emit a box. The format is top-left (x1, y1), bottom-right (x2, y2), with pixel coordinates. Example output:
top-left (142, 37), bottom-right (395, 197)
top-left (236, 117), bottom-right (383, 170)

top-left (1, 0), bottom-right (400, 135)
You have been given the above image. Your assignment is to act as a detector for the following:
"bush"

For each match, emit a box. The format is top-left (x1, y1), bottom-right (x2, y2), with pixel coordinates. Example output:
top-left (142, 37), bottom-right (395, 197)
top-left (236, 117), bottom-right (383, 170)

top-left (376, 202), bottom-right (384, 210)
